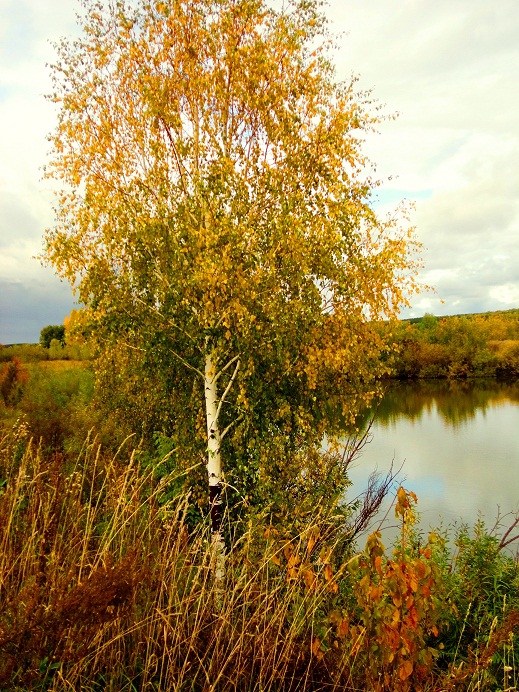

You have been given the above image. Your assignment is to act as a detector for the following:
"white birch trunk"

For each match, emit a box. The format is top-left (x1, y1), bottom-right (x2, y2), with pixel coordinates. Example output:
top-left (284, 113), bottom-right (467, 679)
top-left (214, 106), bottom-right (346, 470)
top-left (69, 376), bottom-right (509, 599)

top-left (204, 352), bottom-right (225, 584)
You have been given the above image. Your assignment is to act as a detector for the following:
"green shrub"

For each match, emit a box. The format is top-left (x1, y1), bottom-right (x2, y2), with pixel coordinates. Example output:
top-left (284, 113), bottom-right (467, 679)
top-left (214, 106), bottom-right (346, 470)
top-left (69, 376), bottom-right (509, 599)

top-left (435, 519), bottom-right (519, 689)
top-left (0, 344), bottom-right (48, 363)
top-left (48, 338), bottom-right (65, 360)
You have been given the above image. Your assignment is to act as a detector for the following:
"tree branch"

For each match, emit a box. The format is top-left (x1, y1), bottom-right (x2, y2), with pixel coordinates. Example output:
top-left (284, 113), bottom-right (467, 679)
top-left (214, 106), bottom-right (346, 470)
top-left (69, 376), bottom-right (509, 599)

top-left (220, 413), bottom-right (244, 442)
top-left (168, 347), bottom-right (204, 379)
top-left (498, 513), bottom-right (519, 551)
top-left (214, 353), bottom-right (240, 383)
top-left (159, 116), bottom-right (188, 196)
top-left (215, 357), bottom-right (240, 423)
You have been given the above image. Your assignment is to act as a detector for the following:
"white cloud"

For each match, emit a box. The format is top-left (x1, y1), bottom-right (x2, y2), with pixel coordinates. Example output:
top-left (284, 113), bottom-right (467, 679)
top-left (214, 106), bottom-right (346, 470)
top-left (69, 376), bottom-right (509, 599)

top-left (0, 0), bottom-right (79, 341)
top-left (327, 0), bottom-right (519, 317)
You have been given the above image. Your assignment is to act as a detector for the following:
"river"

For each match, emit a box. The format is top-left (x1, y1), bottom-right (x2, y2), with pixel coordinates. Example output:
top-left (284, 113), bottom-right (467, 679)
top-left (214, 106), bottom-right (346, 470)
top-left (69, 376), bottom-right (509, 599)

top-left (344, 379), bottom-right (519, 546)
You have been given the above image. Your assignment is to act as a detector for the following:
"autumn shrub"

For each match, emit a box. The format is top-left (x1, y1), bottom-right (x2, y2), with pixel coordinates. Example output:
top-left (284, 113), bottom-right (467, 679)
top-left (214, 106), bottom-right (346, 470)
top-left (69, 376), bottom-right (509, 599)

top-left (495, 340), bottom-right (519, 378)
top-left (62, 342), bottom-right (93, 361)
top-left (48, 338), bottom-right (65, 360)
top-left (333, 489), bottom-right (448, 691)
top-left (0, 357), bottom-right (29, 406)
top-left (414, 342), bottom-right (451, 378)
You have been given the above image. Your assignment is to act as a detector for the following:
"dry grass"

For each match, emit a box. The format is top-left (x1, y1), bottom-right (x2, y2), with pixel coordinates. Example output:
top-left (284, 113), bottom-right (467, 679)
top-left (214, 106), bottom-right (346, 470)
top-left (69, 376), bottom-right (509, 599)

top-left (0, 424), bottom-right (359, 691)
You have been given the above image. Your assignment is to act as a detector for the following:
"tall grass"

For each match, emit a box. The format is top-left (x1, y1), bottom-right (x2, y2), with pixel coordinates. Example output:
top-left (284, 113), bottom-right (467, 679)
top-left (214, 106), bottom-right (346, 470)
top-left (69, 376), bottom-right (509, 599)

top-left (1, 420), bottom-right (519, 691)
top-left (0, 424), bottom-right (354, 691)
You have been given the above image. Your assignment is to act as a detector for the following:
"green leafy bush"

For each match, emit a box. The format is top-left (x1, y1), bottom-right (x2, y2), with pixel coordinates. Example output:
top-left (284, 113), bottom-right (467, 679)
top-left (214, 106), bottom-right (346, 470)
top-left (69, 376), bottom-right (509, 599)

top-left (0, 344), bottom-right (48, 363)
top-left (436, 520), bottom-right (519, 688)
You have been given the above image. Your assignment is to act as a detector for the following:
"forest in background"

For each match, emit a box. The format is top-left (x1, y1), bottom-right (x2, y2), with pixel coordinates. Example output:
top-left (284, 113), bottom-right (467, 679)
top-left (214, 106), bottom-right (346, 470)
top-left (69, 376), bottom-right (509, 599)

top-left (389, 308), bottom-right (519, 379)
top-left (2, 307), bottom-right (519, 453)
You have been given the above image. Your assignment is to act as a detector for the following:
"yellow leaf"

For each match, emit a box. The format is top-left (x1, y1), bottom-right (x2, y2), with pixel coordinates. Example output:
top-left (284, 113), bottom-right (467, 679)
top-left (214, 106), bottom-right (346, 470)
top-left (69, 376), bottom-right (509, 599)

top-left (327, 580), bottom-right (339, 594)
top-left (288, 553), bottom-right (301, 569)
top-left (306, 527), bottom-right (320, 555)
top-left (399, 659), bottom-right (413, 681)
top-left (311, 636), bottom-right (324, 660)
top-left (303, 567), bottom-right (316, 591)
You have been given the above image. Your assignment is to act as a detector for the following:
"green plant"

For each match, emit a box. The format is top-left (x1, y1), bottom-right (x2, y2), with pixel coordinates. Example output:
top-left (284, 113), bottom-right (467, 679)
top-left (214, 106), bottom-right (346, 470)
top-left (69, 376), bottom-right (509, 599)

top-left (436, 519), bottom-right (519, 689)
top-left (17, 364), bottom-right (95, 451)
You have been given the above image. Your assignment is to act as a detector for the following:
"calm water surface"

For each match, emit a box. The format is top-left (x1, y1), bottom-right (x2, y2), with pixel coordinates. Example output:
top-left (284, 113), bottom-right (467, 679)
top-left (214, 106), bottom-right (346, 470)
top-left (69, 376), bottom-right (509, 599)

top-left (345, 379), bottom-right (519, 541)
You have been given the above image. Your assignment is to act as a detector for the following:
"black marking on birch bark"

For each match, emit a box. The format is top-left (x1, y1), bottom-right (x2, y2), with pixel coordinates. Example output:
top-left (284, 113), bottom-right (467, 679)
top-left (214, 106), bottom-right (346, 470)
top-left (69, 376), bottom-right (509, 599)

top-left (209, 482), bottom-right (222, 535)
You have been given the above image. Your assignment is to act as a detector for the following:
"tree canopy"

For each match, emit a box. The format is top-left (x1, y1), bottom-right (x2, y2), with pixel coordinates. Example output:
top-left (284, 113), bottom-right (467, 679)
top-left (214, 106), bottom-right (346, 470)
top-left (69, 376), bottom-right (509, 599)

top-left (39, 324), bottom-right (65, 349)
top-left (44, 0), bottom-right (421, 530)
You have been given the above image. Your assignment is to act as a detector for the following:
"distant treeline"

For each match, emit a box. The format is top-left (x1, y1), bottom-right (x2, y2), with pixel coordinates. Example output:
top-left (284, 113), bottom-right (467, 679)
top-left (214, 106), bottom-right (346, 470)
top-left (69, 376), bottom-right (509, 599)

top-left (2, 308), bottom-right (518, 382)
top-left (389, 308), bottom-right (519, 379)
top-left (0, 341), bottom-right (92, 364)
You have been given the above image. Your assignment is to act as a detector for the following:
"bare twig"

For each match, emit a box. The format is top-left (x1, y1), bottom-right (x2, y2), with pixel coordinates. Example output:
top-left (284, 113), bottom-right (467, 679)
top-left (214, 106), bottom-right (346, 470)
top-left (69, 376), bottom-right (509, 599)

top-left (347, 460), bottom-right (404, 541)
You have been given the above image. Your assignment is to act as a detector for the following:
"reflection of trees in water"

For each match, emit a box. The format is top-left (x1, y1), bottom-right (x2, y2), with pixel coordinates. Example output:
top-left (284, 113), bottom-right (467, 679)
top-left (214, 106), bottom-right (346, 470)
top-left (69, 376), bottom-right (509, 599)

top-left (373, 379), bottom-right (519, 427)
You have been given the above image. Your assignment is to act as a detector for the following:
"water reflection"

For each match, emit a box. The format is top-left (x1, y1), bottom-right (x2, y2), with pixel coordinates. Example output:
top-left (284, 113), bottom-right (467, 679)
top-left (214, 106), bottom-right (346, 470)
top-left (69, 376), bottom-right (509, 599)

top-left (346, 379), bottom-right (519, 544)
top-left (375, 379), bottom-right (519, 427)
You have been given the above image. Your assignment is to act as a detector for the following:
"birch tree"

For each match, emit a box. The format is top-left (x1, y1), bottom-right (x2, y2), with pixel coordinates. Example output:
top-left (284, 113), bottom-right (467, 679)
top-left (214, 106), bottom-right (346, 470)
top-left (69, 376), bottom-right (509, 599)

top-left (44, 0), bottom-right (420, 548)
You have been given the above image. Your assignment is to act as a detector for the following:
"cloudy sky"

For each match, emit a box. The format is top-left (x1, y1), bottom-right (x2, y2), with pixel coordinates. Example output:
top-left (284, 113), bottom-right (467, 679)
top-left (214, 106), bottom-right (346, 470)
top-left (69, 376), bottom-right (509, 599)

top-left (1, 0), bottom-right (518, 344)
